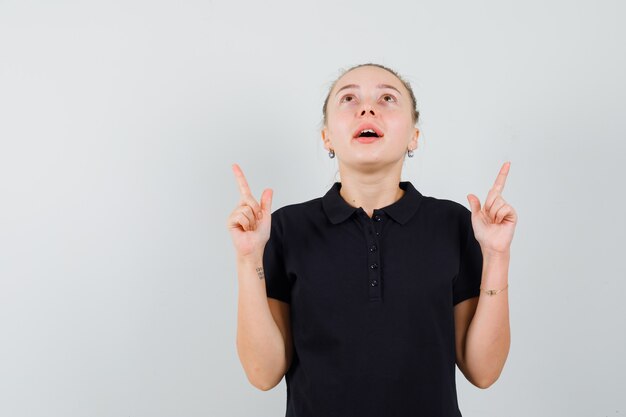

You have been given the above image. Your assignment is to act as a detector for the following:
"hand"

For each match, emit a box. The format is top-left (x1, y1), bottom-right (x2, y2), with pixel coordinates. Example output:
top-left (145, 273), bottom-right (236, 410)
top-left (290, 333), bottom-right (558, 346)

top-left (466, 161), bottom-right (518, 257)
top-left (226, 163), bottom-right (273, 259)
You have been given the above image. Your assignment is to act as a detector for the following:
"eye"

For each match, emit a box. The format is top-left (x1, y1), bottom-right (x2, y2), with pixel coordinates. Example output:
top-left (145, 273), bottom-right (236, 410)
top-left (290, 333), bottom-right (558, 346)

top-left (382, 94), bottom-right (396, 103)
top-left (340, 94), bottom-right (356, 103)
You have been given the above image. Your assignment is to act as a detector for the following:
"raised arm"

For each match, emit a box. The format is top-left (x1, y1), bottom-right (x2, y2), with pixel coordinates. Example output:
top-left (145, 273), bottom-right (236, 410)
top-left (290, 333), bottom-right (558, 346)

top-left (227, 163), bottom-right (291, 391)
top-left (457, 162), bottom-right (517, 388)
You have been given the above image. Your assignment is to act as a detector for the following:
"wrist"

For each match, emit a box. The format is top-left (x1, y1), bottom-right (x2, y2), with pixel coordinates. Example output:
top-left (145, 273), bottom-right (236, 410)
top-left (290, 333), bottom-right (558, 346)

top-left (481, 248), bottom-right (510, 261)
top-left (237, 252), bottom-right (265, 266)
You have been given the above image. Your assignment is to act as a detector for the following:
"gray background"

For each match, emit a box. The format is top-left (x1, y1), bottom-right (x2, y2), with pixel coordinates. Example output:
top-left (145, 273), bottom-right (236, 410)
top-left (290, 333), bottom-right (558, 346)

top-left (1, 0), bottom-right (624, 416)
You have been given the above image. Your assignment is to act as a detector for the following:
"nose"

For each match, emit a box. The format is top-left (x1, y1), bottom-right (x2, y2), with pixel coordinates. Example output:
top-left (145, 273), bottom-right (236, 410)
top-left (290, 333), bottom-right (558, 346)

top-left (359, 104), bottom-right (376, 117)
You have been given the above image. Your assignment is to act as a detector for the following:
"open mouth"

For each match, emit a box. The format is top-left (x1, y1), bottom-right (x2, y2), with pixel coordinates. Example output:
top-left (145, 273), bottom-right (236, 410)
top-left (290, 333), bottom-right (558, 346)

top-left (357, 129), bottom-right (381, 138)
top-left (353, 124), bottom-right (384, 139)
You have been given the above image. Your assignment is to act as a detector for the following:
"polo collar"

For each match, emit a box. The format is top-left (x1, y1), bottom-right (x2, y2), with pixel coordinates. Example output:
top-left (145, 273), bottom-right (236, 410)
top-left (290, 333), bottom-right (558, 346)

top-left (322, 181), bottom-right (423, 225)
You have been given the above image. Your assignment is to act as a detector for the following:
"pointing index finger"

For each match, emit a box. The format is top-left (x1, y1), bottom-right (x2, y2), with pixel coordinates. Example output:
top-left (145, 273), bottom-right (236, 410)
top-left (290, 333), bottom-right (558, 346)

top-left (492, 161), bottom-right (511, 193)
top-left (232, 163), bottom-right (252, 197)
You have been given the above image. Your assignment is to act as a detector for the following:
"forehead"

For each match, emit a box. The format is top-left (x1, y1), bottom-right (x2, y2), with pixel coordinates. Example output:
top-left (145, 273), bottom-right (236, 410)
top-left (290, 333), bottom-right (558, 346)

top-left (332, 66), bottom-right (404, 93)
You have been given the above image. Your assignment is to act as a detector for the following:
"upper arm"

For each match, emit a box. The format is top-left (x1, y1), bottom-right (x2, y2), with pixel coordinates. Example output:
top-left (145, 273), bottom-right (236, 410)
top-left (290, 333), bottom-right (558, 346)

top-left (454, 296), bottom-right (479, 379)
top-left (268, 297), bottom-right (293, 377)
top-left (453, 205), bottom-right (482, 382)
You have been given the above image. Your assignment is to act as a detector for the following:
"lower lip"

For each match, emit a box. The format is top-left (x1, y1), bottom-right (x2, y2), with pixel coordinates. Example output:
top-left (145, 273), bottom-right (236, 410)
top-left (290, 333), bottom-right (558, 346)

top-left (354, 136), bottom-right (382, 144)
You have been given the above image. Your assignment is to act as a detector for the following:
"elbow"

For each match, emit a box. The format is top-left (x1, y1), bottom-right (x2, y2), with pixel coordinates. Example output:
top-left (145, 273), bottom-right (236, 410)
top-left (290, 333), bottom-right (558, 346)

top-left (472, 373), bottom-right (500, 389)
top-left (463, 352), bottom-right (509, 389)
top-left (256, 384), bottom-right (273, 392)
top-left (248, 372), bottom-right (282, 391)
top-left (474, 379), bottom-right (494, 389)
top-left (241, 358), bottom-right (283, 391)
top-left (236, 338), bottom-right (289, 392)
top-left (257, 380), bottom-right (280, 391)
top-left (461, 361), bottom-right (499, 389)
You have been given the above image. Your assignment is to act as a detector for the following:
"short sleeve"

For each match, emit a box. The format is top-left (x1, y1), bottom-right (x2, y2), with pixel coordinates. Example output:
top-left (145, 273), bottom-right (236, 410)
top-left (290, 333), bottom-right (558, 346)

top-left (452, 207), bottom-right (483, 306)
top-left (262, 209), bottom-right (291, 304)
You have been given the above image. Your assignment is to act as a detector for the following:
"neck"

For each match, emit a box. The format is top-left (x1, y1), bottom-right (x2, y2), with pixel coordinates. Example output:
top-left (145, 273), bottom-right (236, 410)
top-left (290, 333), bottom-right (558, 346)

top-left (338, 173), bottom-right (405, 218)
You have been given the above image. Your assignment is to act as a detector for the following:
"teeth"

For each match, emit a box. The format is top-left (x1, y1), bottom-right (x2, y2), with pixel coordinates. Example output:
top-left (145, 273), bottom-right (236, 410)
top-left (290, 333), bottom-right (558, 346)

top-left (361, 129), bottom-right (376, 134)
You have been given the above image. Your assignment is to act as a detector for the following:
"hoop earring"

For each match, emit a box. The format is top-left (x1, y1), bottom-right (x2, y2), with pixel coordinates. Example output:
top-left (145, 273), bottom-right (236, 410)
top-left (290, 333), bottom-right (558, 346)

top-left (329, 149), bottom-right (335, 159)
top-left (407, 148), bottom-right (414, 158)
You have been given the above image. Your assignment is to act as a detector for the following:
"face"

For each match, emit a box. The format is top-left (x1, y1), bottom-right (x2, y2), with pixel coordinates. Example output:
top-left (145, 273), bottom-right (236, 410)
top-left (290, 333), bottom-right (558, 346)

top-left (322, 65), bottom-right (419, 169)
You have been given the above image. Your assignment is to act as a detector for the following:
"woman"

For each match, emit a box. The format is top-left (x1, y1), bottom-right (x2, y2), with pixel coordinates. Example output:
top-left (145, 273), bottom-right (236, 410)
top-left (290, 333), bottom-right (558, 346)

top-left (227, 63), bottom-right (517, 416)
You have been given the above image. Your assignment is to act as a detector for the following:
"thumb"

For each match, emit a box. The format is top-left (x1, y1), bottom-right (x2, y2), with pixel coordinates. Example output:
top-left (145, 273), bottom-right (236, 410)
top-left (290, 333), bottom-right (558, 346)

top-left (466, 193), bottom-right (481, 215)
top-left (261, 188), bottom-right (273, 213)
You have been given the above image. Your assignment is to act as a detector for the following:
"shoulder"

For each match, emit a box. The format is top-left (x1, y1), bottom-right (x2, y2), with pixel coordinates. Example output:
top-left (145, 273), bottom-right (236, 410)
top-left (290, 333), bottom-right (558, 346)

top-left (271, 195), bottom-right (322, 217)
top-left (269, 195), bottom-right (324, 230)
top-left (413, 194), bottom-right (473, 245)
top-left (419, 193), bottom-right (471, 222)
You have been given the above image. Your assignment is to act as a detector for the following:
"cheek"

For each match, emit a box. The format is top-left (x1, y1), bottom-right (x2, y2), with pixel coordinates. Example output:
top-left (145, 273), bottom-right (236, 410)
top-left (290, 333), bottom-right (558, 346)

top-left (386, 118), bottom-right (411, 134)
top-left (387, 110), bottom-right (414, 128)
top-left (328, 112), bottom-right (353, 133)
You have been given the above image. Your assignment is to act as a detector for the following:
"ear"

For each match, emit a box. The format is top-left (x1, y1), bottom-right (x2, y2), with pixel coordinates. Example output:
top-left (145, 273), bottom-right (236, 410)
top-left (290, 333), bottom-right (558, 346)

top-left (410, 128), bottom-right (419, 149)
top-left (321, 128), bottom-right (332, 151)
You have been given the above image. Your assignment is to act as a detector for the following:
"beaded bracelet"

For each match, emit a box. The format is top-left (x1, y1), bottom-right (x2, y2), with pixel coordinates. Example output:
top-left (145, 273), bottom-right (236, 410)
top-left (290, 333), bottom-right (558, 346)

top-left (480, 283), bottom-right (509, 296)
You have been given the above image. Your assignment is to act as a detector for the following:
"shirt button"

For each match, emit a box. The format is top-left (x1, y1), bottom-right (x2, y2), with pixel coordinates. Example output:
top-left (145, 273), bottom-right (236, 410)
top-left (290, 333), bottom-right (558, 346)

top-left (374, 215), bottom-right (382, 221)
top-left (370, 263), bottom-right (378, 270)
top-left (370, 280), bottom-right (378, 287)
top-left (376, 232), bottom-right (380, 236)
top-left (369, 245), bottom-right (377, 252)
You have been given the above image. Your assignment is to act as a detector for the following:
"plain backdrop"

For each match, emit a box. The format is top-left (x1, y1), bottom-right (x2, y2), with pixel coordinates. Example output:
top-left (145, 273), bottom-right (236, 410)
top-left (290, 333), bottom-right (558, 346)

top-left (1, 0), bottom-right (624, 416)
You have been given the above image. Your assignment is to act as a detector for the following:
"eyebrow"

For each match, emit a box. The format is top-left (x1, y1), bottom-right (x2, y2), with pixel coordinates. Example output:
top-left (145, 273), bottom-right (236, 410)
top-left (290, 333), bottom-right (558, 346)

top-left (334, 83), bottom-right (403, 97)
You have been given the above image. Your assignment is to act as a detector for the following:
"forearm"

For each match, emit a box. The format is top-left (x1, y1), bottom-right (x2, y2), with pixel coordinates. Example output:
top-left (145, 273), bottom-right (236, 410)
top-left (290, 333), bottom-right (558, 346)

top-left (464, 250), bottom-right (511, 388)
top-left (235, 254), bottom-right (286, 390)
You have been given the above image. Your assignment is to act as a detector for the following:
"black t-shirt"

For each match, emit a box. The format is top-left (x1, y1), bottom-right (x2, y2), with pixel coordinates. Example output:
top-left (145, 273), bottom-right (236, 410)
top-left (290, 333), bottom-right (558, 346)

top-left (262, 180), bottom-right (483, 417)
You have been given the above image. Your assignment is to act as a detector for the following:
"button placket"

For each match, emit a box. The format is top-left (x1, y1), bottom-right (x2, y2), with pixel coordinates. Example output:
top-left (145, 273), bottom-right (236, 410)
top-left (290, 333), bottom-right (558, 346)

top-left (355, 208), bottom-right (384, 301)
top-left (367, 210), bottom-right (384, 301)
